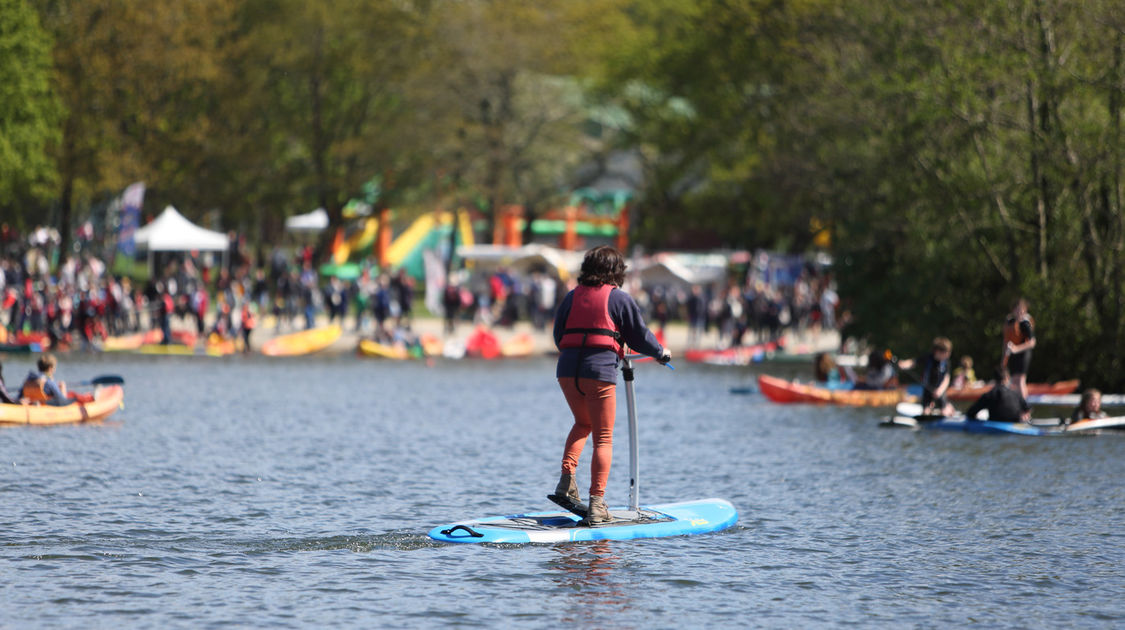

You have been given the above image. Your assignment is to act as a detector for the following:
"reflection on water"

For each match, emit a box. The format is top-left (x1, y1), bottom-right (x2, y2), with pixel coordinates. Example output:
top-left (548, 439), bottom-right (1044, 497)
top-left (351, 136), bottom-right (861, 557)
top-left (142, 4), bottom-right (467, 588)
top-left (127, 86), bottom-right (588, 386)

top-left (550, 541), bottom-right (629, 622)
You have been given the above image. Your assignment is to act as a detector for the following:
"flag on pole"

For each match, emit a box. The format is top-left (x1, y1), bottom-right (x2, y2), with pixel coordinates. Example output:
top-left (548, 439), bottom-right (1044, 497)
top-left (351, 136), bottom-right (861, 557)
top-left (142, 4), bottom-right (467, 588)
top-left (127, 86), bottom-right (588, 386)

top-left (117, 182), bottom-right (145, 256)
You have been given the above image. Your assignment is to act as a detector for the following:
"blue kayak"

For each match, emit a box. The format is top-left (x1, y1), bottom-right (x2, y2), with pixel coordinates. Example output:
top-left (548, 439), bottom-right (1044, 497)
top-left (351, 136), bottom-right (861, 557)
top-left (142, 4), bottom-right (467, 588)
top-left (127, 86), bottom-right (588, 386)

top-left (428, 498), bottom-right (738, 544)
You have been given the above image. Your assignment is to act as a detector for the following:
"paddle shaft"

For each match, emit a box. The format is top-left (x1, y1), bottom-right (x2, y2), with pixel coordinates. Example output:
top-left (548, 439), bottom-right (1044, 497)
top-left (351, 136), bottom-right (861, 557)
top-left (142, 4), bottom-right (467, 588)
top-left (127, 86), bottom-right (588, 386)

top-left (621, 353), bottom-right (672, 512)
top-left (623, 356), bottom-right (640, 512)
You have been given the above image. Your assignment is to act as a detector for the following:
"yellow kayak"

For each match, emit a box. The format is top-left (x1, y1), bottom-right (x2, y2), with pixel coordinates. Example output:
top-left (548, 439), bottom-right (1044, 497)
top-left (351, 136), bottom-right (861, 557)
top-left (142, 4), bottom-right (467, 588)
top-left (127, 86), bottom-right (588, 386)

top-left (0, 385), bottom-right (124, 425)
top-left (261, 325), bottom-right (342, 357)
top-left (135, 343), bottom-right (225, 357)
top-left (358, 338), bottom-right (412, 359)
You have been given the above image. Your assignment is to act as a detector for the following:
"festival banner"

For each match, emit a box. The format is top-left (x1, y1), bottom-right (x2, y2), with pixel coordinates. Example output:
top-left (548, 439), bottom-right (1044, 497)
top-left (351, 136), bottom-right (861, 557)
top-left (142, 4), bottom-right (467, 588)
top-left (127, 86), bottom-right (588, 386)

top-left (117, 182), bottom-right (145, 256)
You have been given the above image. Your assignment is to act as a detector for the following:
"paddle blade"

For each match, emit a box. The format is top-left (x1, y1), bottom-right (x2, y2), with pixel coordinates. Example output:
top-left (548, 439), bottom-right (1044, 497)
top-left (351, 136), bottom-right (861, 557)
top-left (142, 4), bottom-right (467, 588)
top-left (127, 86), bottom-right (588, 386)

top-left (90, 375), bottom-right (125, 386)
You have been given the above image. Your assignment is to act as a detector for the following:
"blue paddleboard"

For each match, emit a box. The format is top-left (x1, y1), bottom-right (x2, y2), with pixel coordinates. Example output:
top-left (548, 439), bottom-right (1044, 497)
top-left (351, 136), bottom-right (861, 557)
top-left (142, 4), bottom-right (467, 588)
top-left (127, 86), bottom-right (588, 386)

top-left (925, 417), bottom-right (1047, 436)
top-left (428, 498), bottom-right (738, 544)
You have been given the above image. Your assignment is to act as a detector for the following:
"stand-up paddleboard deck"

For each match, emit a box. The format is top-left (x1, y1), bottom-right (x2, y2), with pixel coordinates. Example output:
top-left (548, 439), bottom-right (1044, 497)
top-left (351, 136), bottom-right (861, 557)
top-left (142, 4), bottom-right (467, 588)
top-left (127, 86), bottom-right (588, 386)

top-left (429, 498), bottom-right (738, 544)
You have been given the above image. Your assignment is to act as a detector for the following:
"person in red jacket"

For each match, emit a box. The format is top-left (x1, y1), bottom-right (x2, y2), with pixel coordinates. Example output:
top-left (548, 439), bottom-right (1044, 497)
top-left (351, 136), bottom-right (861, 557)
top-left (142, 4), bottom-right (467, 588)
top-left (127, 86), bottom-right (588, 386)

top-left (549, 246), bottom-right (670, 526)
top-left (239, 301), bottom-right (256, 353)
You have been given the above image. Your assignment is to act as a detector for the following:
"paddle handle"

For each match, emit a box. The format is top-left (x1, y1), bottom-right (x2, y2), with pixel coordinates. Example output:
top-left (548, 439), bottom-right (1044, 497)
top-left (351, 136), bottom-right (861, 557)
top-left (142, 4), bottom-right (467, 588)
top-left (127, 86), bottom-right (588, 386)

top-left (624, 353), bottom-right (674, 369)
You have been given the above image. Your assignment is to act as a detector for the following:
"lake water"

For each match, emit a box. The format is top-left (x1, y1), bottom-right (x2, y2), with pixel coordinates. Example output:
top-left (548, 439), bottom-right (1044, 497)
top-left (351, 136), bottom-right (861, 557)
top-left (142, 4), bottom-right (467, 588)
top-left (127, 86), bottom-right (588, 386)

top-left (3, 354), bottom-right (1125, 629)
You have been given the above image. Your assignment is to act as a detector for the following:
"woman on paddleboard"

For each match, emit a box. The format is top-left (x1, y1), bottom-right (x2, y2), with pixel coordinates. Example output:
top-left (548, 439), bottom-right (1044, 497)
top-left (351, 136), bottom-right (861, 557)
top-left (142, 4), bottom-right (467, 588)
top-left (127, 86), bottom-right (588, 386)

top-left (551, 246), bottom-right (670, 526)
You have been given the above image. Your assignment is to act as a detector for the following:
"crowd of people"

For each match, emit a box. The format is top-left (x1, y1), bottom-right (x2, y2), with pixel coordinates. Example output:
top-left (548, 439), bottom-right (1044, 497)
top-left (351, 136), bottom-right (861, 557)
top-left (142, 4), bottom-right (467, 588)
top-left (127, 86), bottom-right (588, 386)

top-left (0, 221), bottom-right (846, 359)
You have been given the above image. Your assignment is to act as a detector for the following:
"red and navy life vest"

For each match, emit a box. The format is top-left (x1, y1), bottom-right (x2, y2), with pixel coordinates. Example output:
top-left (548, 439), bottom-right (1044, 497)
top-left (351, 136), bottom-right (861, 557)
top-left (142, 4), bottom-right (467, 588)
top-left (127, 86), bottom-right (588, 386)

top-left (559, 284), bottom-right (624, 356)
top-left (1004, 314), bottom-right (1034, 345)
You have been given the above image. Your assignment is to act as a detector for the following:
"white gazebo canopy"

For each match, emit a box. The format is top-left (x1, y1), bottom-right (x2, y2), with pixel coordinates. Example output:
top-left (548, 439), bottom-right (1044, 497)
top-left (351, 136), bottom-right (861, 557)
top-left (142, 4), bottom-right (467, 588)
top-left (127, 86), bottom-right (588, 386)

top-left (134, 206), bottom-right (229, 252)
top-left (285, 207), bottom-right (329, 232)
top-left (456, 244), bottom-right (585, 280)
top-left (631, 253), bottom-right (727, 287)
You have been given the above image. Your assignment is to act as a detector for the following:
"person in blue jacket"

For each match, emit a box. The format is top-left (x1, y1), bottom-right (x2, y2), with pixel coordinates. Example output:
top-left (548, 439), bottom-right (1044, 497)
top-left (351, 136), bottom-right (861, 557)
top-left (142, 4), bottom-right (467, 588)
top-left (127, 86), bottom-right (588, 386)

top-left (549, 246), bottom-right (670, 526)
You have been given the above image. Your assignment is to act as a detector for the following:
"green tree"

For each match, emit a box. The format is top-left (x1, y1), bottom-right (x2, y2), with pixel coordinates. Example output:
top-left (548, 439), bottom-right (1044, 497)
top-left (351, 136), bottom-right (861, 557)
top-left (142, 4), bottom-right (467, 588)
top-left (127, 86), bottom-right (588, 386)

top-left (233, 0), bottom-right (422, 253)
top-left (416, 0), bottom-right (630, 237)
top-left (0, 0), bottom-right (60, 217)
top-left (35, 0), bottom-right (235, 253)
top-left (599, 0), bottom-right (821, 249)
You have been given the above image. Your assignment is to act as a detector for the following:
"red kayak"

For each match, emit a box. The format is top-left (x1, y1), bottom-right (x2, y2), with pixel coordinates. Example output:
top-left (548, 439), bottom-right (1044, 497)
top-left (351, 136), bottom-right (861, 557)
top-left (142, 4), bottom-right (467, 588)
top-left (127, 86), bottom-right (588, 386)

top-left (758, 374), bottom-right (911, 406)
top-left (944, 379), bottom-right (1080, 401)
top-left (684, 339), bottom-right (785, 366)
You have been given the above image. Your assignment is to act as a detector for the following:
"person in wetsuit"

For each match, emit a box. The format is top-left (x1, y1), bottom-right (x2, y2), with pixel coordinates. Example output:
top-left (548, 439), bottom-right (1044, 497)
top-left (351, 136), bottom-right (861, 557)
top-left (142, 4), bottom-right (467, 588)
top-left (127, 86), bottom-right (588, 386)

top-left (965, 367), bottom-right (1030, 423)
top-left (551, 246), bottom-right (670, 526)
top-left (898, 337), bottom-right (954, 416)
top-left (1002, 298), bottom-right (1036, 400)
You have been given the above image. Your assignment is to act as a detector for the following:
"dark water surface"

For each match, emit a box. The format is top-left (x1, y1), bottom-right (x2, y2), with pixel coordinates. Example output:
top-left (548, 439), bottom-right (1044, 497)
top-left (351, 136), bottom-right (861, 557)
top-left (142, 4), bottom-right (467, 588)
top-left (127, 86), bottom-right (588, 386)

top-left (3, 354), bottom-right (1125, 629)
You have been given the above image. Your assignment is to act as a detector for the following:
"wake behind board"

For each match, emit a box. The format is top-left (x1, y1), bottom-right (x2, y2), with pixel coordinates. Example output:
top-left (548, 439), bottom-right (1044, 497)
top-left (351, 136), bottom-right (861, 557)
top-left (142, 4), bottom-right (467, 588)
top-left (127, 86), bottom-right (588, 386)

top-left (428, 498), bottom-right (738, 544)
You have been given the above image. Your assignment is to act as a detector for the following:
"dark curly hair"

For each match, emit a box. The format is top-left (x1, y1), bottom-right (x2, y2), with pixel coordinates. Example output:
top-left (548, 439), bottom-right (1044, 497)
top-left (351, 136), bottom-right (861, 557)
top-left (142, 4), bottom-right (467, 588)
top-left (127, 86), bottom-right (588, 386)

top-left (577, 246), bottom-right (627, 287)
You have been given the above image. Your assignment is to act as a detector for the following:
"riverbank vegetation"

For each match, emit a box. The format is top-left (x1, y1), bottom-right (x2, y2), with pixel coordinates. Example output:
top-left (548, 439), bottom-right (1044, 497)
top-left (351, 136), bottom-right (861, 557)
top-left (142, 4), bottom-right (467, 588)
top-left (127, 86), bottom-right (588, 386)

top-left (3, 0), bottom-right (1122, 386)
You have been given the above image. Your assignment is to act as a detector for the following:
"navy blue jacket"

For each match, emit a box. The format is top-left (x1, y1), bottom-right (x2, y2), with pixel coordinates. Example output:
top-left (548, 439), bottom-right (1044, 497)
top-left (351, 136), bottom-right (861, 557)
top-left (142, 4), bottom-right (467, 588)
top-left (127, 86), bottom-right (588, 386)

top-left (553, 286), bottom-right (664, 383)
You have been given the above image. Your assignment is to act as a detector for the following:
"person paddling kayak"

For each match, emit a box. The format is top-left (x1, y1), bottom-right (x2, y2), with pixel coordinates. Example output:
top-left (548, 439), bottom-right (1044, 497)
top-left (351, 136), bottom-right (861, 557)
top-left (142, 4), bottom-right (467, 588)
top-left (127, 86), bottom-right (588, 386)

top-left (551, 246), bottom-right (670, 526)
top-left (20, 353), bottom-right (68, 405)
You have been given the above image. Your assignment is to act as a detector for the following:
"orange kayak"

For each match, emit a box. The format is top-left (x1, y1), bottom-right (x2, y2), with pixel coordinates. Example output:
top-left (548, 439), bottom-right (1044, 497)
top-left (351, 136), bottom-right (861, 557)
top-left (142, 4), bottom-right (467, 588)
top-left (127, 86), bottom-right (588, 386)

top-left (758, 374), bottom-right (912, 406)
top-left (943, 379), bottom-right (1080, 401)
top-left (0, 385), bottom-right (124, 425)
top-left (500, 333), bottom-right (535, 358)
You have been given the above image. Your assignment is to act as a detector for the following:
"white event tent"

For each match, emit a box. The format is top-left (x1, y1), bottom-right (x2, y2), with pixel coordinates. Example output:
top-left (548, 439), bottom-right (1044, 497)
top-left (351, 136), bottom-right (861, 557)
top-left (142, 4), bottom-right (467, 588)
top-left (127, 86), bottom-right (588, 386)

top-left (455, 244), bottom-right (585, 280)
top-left (285, 207), bottom-right (329, 232)
top-left (134, 206), bottom-right (229, 272)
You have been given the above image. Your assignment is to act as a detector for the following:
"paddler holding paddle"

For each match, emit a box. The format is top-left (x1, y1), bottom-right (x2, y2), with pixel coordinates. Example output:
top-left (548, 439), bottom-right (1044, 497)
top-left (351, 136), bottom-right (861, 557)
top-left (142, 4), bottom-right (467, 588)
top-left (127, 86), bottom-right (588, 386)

top-left (896, 337), bottom-right (955, 416)
top-left (550, 246), bottom-right (670, 526)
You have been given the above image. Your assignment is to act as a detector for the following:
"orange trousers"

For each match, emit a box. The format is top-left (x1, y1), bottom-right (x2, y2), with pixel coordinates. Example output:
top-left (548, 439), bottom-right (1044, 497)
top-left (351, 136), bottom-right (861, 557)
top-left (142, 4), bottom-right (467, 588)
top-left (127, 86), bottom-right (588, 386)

top-left (558, 377), bottom-right (617, 498)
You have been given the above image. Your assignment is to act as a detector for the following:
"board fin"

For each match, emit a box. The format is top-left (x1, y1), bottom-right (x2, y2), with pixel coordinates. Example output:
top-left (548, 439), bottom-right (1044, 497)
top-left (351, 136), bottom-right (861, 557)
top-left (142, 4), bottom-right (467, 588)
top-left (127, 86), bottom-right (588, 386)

top-left (547, 493), bottom-right (588, 518)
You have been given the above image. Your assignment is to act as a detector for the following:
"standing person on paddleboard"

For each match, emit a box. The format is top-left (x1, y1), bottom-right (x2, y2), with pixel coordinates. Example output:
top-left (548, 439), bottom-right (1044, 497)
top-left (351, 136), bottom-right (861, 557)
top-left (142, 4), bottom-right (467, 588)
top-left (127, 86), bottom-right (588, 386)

top-left (550, 246), bottom-right (670, 526)
top-left (1002, 298), bottom-right (1036, 401)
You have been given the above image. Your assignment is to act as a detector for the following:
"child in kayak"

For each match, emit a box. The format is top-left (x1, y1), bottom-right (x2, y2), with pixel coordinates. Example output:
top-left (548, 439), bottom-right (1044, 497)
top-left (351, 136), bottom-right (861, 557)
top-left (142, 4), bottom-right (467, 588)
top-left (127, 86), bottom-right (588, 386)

top-left (951, 355), bottom-right (977, 389)
top-left (550, 246), bottom-right (670, 526)
top-left (21, 353), bottom-right (69, 405)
